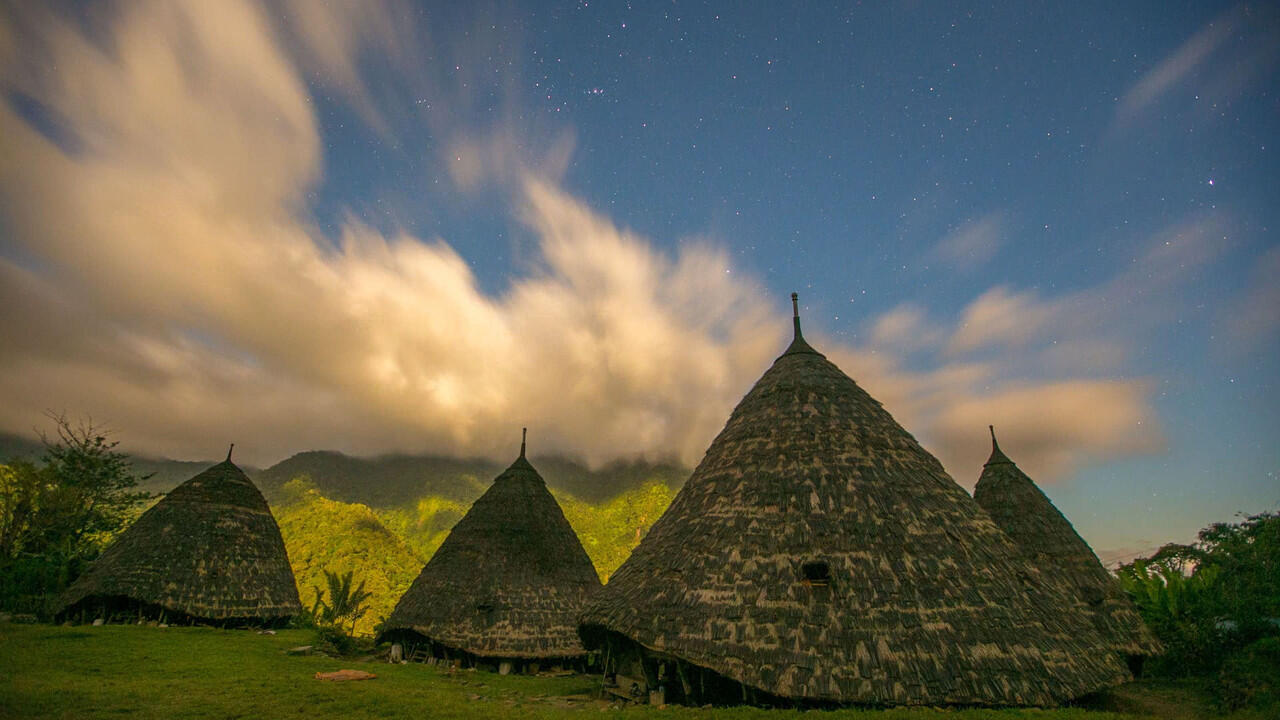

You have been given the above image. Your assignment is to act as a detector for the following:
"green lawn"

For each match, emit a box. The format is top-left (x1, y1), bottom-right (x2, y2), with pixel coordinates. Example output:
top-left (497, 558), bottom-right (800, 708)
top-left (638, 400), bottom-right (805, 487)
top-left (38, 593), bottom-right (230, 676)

top-left (0, 624), bottom-right (1224, 719)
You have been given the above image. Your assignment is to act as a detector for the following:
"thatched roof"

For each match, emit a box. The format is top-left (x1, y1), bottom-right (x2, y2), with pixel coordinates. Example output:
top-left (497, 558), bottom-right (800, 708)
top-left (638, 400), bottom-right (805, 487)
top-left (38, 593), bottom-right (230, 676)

top-left (579, 294), bottom-right (1131, 706)
top-left (973, 427), bottom-right (1162, 657)
top-left (58, 451), bottom-right (301, 623)
top-left (383, 431), bottom-right (601, 660)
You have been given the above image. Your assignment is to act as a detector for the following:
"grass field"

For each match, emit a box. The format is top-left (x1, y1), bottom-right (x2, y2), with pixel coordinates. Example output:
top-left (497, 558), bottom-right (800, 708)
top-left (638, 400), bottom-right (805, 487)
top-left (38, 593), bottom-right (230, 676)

top-left (0, 624), bottom-right (1243, 719)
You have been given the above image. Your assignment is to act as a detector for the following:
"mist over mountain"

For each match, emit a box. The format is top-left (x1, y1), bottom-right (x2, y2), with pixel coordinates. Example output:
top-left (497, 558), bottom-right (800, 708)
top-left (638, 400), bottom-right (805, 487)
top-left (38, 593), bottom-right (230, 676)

top-left (0, 432), bottom-right (689, 506)
top-left (254, 449), bottom-right (689, 508)
top-left (0, 432), bottom-right (254, 494)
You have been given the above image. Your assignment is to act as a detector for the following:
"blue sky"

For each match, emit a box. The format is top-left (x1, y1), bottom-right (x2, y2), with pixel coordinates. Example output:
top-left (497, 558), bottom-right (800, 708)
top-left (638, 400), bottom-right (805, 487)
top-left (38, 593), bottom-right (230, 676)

top-left (0, 1), bottom-right (1276, 561)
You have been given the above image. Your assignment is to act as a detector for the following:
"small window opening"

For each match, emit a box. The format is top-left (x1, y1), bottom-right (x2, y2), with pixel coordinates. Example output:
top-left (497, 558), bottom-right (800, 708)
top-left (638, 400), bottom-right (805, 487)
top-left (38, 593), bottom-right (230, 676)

top-left (801, 561), bottom-right (831, 586)
top-left (476, 602), bottom-right (494, 613)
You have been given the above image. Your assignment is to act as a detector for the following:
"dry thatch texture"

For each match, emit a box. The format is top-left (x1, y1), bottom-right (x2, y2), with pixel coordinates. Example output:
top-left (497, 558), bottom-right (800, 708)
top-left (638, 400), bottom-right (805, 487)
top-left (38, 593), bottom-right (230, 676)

top-left (579, 302), bottom-right (1131, 706)
top-left (58, 459), bottom-right (301, 623)
top-left (973, 429), bottom-right (1162, 657)
top-left (383, 443), bottom-right (601, 660)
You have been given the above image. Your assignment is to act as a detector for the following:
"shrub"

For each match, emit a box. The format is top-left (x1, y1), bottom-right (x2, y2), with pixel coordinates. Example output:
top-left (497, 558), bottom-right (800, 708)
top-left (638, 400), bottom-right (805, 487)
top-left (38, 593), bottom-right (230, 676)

top-left (1216, 636), bottom-right (1280, 711)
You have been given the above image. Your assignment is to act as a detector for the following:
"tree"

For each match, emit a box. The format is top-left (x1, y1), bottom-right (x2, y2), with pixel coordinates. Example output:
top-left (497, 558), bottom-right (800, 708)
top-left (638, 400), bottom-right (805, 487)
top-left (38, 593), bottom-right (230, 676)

top-left (0, 414), bottom-right (152, 612)
top-left (1118, 511), bottom-right (1280, 709)
top-left (311, 569), bottom-right (373, 634)
top-left (34, 413), bottom-right (153, 554)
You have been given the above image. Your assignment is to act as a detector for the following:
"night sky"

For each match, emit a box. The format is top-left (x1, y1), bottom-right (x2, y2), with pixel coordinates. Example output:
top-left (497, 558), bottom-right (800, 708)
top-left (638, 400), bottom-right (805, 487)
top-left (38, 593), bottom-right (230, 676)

top-left (1, 1), bottom-right (1276, 563)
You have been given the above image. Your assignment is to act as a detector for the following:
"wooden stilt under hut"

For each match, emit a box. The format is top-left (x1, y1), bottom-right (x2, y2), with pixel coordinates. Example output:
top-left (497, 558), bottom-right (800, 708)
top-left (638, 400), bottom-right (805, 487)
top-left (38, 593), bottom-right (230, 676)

top-left (974, 426), bottom-right (1162, 673)
top-left (578, 294), bottom-right (1132, 707)
top-left (56, 445), bottom-right (301, 626)
top-left (380, 430), bottom-right (601, 673)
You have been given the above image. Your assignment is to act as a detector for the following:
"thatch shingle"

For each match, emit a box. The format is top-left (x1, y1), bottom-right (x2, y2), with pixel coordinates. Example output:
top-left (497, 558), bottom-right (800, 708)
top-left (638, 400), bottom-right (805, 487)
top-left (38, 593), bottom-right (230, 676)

top-left (57, 453), bottom-right (301, 624)
top-left (579, 295), bottom-right (1131, 706)
top-left (383, 431), bottom-right (601, 661)
top-left (973, 427), bottom-right (1162, 658)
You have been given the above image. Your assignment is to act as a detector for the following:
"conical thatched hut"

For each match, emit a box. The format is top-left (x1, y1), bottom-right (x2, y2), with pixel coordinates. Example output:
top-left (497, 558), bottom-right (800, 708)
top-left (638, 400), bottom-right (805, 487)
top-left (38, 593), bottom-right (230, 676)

top-left (579, 294), bottom-right (1131, 707)
top-left (57, 448), bottom-right (301, 625)
top-left (973, 427), bottom-right (1161, 668)
top-left (381, 430), bottom-right (601, 670)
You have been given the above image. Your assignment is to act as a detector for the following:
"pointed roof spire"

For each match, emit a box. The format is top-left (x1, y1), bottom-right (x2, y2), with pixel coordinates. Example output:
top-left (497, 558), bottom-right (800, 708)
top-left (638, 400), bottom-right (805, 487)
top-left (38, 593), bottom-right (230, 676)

top-left (520, 427), bottom-right (527, 459)
top-left (984, 426), bottom-right (1013, 466)
top-left (383, 426), bottom-right (601, 660)
top-left (973, 432), bottom-right (1163, 658)
top-left (782, 291), bottom-right (821, 356)
top-left (226, 443), bottom-right (235, 462)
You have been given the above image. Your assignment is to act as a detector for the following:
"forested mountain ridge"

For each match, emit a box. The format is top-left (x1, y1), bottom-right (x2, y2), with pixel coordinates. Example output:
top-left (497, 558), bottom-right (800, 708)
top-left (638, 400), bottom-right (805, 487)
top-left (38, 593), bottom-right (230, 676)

top-left (253, 449), bottom-right (688, 508)
top-left (0, 432), bottom-right (255, 494)
top-left (2, 432), bottom-right (688, 504)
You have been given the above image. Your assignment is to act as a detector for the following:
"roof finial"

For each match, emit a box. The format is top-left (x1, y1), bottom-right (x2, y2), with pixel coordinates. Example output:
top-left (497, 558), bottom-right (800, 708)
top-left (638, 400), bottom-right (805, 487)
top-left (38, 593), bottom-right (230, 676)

top-left (791, 292), bottom-right (803, 340)
top-left (520, 427), bottom-right (527, 459)
top-left (781, 291), bottom-right (821, 356)
top-left (226, 443), bottom-right (235, 462)
top-left (984, 425), bottom-right (1014, 466)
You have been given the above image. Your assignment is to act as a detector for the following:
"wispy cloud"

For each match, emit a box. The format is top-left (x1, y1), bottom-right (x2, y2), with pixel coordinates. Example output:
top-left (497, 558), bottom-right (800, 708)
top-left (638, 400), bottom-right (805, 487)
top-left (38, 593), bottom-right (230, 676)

top-left (849, 215), bottom-right (1230, 483)
top-left (1115, 10), bottom-right (1236, 126)
top-left (1111, 4), bottom-right (1280, 134)
top-left (1222, 245), bottom-right (1280, 354)
top-left (948, 214), bottom-right (1231, 359)
top-left (930, 212), bottom-right (1005, 271)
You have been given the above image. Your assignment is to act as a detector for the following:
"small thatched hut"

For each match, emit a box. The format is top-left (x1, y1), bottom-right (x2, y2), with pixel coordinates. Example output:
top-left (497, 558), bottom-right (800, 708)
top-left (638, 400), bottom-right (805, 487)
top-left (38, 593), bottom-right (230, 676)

top-left (578, 294), bottom-right (1131, 707)
top-left (973, 427), bottom-right (1162, 669)
top-left (57, 448), bottom-right (301, 625)
top-left (381, 430), bottom-right (601, 671)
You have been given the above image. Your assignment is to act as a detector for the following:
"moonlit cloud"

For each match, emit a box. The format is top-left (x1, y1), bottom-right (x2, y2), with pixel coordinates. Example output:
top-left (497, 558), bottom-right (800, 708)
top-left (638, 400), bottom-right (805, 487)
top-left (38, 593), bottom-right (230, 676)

top-left (0, 0), bottom-right (789, 467)
top-left (930, 212), bottom-right (1005, 271)
top-left (1112, 5), bottom-right (1279, 134)
top-left (1223, 245), bottom-right (1280, 354)
top-left (0, 0), bottom-right (1184, 489)
top-left (1115, 10), bottom-right (1235, 125)
top-left (829, 341), bottom-right (1162, 485)
top-left (847, 215), bottom-right (1231, 483)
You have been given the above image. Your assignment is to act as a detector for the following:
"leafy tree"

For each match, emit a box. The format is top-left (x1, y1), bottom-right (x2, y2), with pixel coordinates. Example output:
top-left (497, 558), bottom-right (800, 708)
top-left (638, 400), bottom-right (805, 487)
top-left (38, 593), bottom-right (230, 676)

top-left (0, 460), bottom-right (45, 560)
top-left (1118, 511), bottom-right (1279, 709)
top-left (310, 569), bottom-right (373, 634)
top-left (0, 414), bottom-right (152, 613)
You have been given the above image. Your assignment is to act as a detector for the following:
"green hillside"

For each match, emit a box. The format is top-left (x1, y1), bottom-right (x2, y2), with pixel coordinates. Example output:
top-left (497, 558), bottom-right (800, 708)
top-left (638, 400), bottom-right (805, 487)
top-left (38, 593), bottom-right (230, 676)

top-left (266, 476), bottom-right (676, 630)
top-left (375, 495), bottom-right (471, 561)
top-left (367, 481), bottom-right (677, 582)
top-left (556, 481), bottom-right (677, 583)
top-left (273, 479), bottom-right (424, 637)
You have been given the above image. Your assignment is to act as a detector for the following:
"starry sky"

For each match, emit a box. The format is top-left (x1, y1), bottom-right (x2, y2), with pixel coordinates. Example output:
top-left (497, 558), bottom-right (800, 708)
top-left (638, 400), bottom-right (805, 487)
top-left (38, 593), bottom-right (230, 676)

top-left (0, 1), bottom-right (1276, 563)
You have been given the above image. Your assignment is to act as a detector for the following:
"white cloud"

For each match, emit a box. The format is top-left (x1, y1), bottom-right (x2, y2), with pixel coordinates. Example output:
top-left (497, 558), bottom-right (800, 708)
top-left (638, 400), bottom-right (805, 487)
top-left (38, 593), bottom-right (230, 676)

top-left (0, 0), bottom-right (1178, 491)
top-left (0, 0), bottom-right (782, 467)
top-left (930, 212), bottom-right (1005, 270)
top-left (1115, 10), bottom-right (1235, 125)
top-left (1223, 245), bottom-right (1280, 353)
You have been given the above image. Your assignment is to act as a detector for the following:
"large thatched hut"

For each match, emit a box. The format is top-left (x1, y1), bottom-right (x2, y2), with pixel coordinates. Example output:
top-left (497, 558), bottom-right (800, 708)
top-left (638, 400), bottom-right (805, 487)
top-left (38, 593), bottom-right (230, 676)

top-left (381, 431), bottom-right (601, 671)
top-left (57, 449), bottom-right (301, 625)
top-left (973, 427), bottom-right (1161, 669)
top-left (579, 294), bottom-right (1131, 707)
